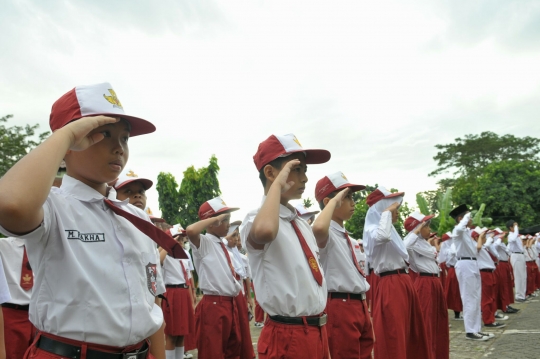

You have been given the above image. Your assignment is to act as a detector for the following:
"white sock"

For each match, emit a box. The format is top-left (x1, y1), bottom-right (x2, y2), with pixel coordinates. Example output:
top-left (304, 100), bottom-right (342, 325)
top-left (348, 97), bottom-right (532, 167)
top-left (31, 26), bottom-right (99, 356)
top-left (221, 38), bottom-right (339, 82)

top-left (175, 347), bottom-right (185, 359)
top-left (166, 349), bottom-right (176, 359)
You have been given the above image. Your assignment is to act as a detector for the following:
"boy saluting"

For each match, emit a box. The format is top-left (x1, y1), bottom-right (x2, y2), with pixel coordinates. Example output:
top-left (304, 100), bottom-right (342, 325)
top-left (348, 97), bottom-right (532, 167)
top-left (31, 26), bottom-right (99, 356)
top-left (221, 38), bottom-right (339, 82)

top-left (240, 134), bottom-right (331, 359)
top-left (0, 83), bottom-right (187, 359)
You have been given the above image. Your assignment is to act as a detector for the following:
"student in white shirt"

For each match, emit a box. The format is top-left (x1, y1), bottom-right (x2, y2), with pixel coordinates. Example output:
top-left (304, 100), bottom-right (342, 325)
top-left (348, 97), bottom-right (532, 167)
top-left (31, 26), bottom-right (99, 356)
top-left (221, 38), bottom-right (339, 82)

top-left (0, 83), bottom-right (169, 358)
top-left (0, 237), bottom-right (35, 359)
top-left (0, 256), bottom-right (12, 359)
top-left (159, 224), bottom-right (195, 359)
top-left (439, 233), bottom-right (463, 320)
top-left (403, 212), bottom-right (449, 359)
top-left (312, 172), bottom-right (373, 359)
top-left (186, 197), bottom-right (253, 359)
top-left (506, 220), bottom-right (527, 301)
top-left (493, 231), bottom-right (519, 313)
top-left (450, 205), bottom-right (490, 341)
top-left (363, 187), bottom-right (430, 359)
top-left (113, 168), bottom-right (153, 210)
top-left (241, 133), bottom-right (330, 359)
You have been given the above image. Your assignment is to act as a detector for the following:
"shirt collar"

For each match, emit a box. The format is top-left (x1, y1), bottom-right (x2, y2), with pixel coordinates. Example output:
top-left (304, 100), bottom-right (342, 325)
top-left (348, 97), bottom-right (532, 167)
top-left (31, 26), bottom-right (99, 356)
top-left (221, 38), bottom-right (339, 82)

top-left (59, 175), bottom-right (124, 203)
top-left (13, 237), bottom-right (25, 247)
top-left (330, 220), bottom-right (346, 233)
top-left (260, 196), bottom-right (298, 222)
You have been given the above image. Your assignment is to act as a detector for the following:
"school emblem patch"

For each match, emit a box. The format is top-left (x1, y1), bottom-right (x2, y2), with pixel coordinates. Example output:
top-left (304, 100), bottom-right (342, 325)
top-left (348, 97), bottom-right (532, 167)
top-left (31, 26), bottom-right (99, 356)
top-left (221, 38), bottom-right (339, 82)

top-left (103, 89), bottom-right (123, 109)
top-left (145, 263), bottom-right (157, 296)
top-left (308, 257), bottom-right (319, 272)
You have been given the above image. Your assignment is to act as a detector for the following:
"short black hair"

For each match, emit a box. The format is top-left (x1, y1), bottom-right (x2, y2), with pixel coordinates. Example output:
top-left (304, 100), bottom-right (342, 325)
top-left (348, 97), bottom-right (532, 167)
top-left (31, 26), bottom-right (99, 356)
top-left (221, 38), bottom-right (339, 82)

top-left (506, 220), bottom-right (515, 230)
top-left (258, 156), bottom-right (288, 188)
top-left (451, 212), bottom-right (467, 221)
top-left (318, 191), bottom-right (337, 210)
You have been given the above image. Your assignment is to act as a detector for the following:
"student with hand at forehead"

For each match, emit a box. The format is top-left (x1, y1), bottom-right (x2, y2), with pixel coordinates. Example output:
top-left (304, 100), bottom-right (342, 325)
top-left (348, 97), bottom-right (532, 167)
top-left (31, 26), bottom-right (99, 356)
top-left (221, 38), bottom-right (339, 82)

top-left (0, 83), bottom-right (185, 359)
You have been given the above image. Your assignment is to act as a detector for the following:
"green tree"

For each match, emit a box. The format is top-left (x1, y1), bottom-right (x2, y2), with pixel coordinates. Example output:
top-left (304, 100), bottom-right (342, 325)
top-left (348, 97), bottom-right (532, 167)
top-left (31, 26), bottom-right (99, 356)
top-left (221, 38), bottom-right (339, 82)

top-left (303, 197), bottom-right (314, 209)
top-left (429, 132), bottom-right (540, 180)
top-left (0, 114), bottom-right (49, 176)
top-left (177, 155), bottom-right (221, 228)
top-left (156, 172), bottom-right (181, 224)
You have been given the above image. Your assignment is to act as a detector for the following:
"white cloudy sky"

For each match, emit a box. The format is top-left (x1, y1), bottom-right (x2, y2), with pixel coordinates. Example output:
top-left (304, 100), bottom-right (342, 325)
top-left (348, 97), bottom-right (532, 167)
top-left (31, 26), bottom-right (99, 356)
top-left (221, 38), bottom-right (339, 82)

top-left (2, 0), bottom-right (540, 222)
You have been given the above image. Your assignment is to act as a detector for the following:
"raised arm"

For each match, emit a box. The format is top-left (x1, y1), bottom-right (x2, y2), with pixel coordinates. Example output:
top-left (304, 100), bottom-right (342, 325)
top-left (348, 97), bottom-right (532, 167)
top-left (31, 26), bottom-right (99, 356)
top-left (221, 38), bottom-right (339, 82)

top-left (508, 224), bottom-right (519, 243)
top-left (312, 188), bottom-right (350, 248)
top-left (0, 116), bottom-right (118, 235)
top-left (186, 213), bottom-right (229, 249)
top-left (454, 212), bottom-right (471, 234)
top-left (248, 159), bottom-right (299, 249)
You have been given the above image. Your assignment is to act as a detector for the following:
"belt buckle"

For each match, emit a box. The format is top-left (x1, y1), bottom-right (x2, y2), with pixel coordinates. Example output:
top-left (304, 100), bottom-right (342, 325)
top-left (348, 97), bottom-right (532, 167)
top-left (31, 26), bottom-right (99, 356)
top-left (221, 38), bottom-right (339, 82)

top-left (318, 314), bottom-right (327, 326)
top-left (123, 353), bottom-right (138, 359)
top-left (360, 292), bottom-right (366, 301)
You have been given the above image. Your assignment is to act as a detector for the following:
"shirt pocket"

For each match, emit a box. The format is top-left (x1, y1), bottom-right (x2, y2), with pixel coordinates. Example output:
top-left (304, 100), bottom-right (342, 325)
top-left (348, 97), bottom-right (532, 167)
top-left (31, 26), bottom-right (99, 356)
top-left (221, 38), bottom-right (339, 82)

top-left (141, 252), bottom-right (159, 305)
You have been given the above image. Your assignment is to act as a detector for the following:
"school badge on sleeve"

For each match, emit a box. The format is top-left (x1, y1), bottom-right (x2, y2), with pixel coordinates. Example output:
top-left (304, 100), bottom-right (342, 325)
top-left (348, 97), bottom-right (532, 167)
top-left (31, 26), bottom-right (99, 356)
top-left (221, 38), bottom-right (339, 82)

top-left (145, 263), bottom-right (157, 296)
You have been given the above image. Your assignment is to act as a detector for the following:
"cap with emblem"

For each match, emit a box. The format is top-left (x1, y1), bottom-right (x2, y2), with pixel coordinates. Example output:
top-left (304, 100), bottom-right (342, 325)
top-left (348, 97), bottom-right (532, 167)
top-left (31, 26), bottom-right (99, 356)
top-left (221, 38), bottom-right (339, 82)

top-left (366, 186), bottom-right (404, 207)
top-left (314, 171), bottom-right (366, 202)
top-left (50, 82), bottom-right (155, 136)
top-left (253, 133), bottom-right (331, 171)
top-left (294, 203), bottom-right (320, 221)
top-left (198, 197), bottom-right (239, 220)
top-left (170, 224), bottom-right (186, 237)
top-left (404, 211), bottom-right (435, 232)
top-left (113, 168), bottom-right (153, 190)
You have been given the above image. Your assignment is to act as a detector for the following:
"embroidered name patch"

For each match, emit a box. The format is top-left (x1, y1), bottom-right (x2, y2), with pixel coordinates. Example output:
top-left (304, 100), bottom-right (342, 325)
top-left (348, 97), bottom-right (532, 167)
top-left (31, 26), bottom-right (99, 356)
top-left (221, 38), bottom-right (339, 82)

top-left (65, 230), bottom-right (105, 242)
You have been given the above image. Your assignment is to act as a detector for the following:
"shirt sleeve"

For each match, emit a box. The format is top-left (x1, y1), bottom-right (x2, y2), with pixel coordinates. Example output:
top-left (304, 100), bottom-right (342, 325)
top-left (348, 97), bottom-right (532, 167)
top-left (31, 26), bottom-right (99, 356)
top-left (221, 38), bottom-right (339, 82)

top-left (454, 212), bottom-right (471, 236)
top-left (0, 257), bottom-right (11, 304)
top-left (372, 211), bottom-right (393, 246)
top-left (0, 196), bottom-right (54, 242)
top-left (404, 232), bottom-right (437, 257)
top-left (508, 225), bottom-right (519, 243)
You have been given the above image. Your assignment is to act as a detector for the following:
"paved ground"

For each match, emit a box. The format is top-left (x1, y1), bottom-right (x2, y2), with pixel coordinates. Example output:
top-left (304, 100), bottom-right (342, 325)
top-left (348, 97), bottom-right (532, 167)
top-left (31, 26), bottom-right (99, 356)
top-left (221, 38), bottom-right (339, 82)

top-left (185, 297), bottom-right (540, 358)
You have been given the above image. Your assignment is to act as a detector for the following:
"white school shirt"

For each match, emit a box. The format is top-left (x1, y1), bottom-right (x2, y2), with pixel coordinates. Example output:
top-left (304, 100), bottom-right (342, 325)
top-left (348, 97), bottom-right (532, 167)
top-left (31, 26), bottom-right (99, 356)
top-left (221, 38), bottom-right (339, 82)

top-left (507, 225), bottom-right (524, 253)
top-left (530, 245), bottom-right (539, 260)
top-left (0, 257), bottom-right (11, 304)
top-left (524, 247), bottom-right (534, 261)
top-left (162, 255), bottom-right (192, 285)
top-left (494, 238), bottom-right (511, 261)
top-left (452, 213), bottom-right (478, 258)
top-left (190, 233), bottom-right (242, 296)
top-left (319, 221), bottom-right (369, 294)
top-left (403, 233), bottom-right (439, 274)
top-left (222, 239), bottom-right (247, 279)
top-left (0, 175), bottom-right (165, 346)
top-left (239, 252), bottom-right (252, 279)
top-left (0, 237), bottom-right (32, 305)
top-left (240, 197), bottom-right (327, 317)
top-left (477, 247), bottom-right (496, 270)
top-left (364, 211), bottom-right (409, 274)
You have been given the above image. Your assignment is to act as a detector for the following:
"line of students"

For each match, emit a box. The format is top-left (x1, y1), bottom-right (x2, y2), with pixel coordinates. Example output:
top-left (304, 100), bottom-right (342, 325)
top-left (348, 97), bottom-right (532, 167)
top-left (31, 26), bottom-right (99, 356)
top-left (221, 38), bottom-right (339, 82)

top-left (1, 82), bottom-right (540, 359)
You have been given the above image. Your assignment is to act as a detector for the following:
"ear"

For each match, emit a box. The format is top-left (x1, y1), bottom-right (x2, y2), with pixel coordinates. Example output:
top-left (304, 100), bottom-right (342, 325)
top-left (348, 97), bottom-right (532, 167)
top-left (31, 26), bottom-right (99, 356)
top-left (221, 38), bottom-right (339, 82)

top-left (263, 164), bottom-right (277, 184)
top-left (323, 197), bottom-right (331, 207)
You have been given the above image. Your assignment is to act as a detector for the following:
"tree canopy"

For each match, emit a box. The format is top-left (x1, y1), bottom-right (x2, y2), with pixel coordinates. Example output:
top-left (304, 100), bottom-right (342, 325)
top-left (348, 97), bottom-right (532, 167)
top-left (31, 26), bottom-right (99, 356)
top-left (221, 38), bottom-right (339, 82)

top-left (0, 114), bottom-right (49, 177)
top-left (429, 132), bottom-right (540, 179)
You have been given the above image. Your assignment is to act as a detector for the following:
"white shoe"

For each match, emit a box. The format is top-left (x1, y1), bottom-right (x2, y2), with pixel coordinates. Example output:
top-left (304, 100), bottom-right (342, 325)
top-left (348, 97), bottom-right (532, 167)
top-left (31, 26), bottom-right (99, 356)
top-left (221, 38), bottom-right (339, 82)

top-left (478, 331), bottom-right (495, 339)
top-left (453, 316), bottom-right (464, 321)
top-left (466, 333), bottom-right (489, 341)
top-left (495, 313), bottom-right (509, 321)
top-left (184, 353), bottom-right (193, 359)
top-left (254, 322), bottom-right (264, 328)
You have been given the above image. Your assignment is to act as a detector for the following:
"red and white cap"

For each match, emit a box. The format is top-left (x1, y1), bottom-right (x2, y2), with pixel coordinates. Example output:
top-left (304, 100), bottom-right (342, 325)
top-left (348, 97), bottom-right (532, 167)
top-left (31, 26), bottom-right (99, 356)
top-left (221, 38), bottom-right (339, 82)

top-left (441, 232), bottom-right (452, 241)
top-left (314, 171), bottom-right (365, 202)
top-left (113, 168), bottom-right (153, 190)
top-left (170, 224), bottom-right (186, 237)
top-left (471, 227), bottom-right (488, 239)
top-left (50, 82), bottom-right (155, 136)
top-left (145, 207), bottom-right (165, 223)
top-left (366, 186), bottom-right (404, 207)
top-left (294, 203), bottom-right (320, 221)
top-left (198, 196), bottom-right (239, 220)
top-left (493, 227), bottom-right (504, 235)
top-left (253, 133), bottom-right (331, 171)
top-left (404, 211), bottom-right (435, 232)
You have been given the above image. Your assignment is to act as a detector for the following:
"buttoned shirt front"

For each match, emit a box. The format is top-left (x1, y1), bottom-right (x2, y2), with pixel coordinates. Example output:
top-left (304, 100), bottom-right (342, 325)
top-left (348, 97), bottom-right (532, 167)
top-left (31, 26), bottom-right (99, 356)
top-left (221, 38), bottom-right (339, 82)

top-left (222, 240), bottom-right (247, 279)
top-left (162, 255), bottom-right (193, 285)
top-left (477, 247), bottom-right (496, 270)
top-left (319, 220), bottom-right (369, 294)
top-left (240, 197), bottom-right (327, 317)
top-left (404, 233), bottom-right (439, 274)
top-left (452, 213), bottom-right (478, 259)
top-left (0, 175), bottom-right (165, 346)
top-left (190, 233), bottom-right (242, 296)
top-left (0, 237), bottom-right (32, 304)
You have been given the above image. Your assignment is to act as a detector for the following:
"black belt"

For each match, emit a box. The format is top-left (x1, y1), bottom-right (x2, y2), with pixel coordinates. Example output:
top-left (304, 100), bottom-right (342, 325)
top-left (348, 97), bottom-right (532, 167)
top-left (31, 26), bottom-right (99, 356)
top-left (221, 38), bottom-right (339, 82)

top-left (457, 257), bottom-right (477, 261)
top-left (37, 336), bottom-right (149, 359)
top-left (512, 252), bottom-right (523, 255)
top-left (499, 260), bottom-right (509, 263)
top-left (480, 269), bottom-right (495, 273)
top-left (379, 268), bottom-right (408, 277)
top-left (166, 284), bottom-right (189, 289)
top-left (1, 303), bottom-right (29, 311)
top-left (328, 292), bottom-right (366, 301)
top-left (269, 314), bottom-right (327, 327)
top-left (419, 272), bottom-right (439, 277)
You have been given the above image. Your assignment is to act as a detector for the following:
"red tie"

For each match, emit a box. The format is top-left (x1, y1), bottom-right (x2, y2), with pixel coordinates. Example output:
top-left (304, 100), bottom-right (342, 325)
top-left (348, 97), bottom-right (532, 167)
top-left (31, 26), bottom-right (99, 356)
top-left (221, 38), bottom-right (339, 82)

top-left (179, 260), bottom-right (190, 287)
top-left (290, 220), bottom-right (323, 286)
top-left (220, 243), bottom-right (241, 281)
top-left (20, 246), bottom-right (33, 290)
top-left (344, 232), bottom-right (366, 277)
top-left (104, 199), bottom-right (188, 259)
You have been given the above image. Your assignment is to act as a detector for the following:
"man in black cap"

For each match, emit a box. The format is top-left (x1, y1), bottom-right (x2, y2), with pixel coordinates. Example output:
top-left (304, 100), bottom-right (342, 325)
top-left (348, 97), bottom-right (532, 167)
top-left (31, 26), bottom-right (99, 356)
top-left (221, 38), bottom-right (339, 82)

top-left (450, 205), bottom-right (491, 341)
top-left (506, 220), bottom-right (527, 302)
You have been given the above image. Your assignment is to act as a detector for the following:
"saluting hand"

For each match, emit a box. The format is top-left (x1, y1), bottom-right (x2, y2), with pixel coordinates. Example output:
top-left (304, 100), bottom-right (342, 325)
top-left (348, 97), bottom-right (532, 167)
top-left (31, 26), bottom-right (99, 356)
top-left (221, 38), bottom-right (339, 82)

top-left (274, 159), bottom-right (300, 193)
top-left (385, 202), bottom-right (400, 213)
top-left (59, 115), bottom-right (119, 151)
top-left (331, 187), bottom-right (350, 209)
top-left (213, 213), bottom-right (230, 226)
